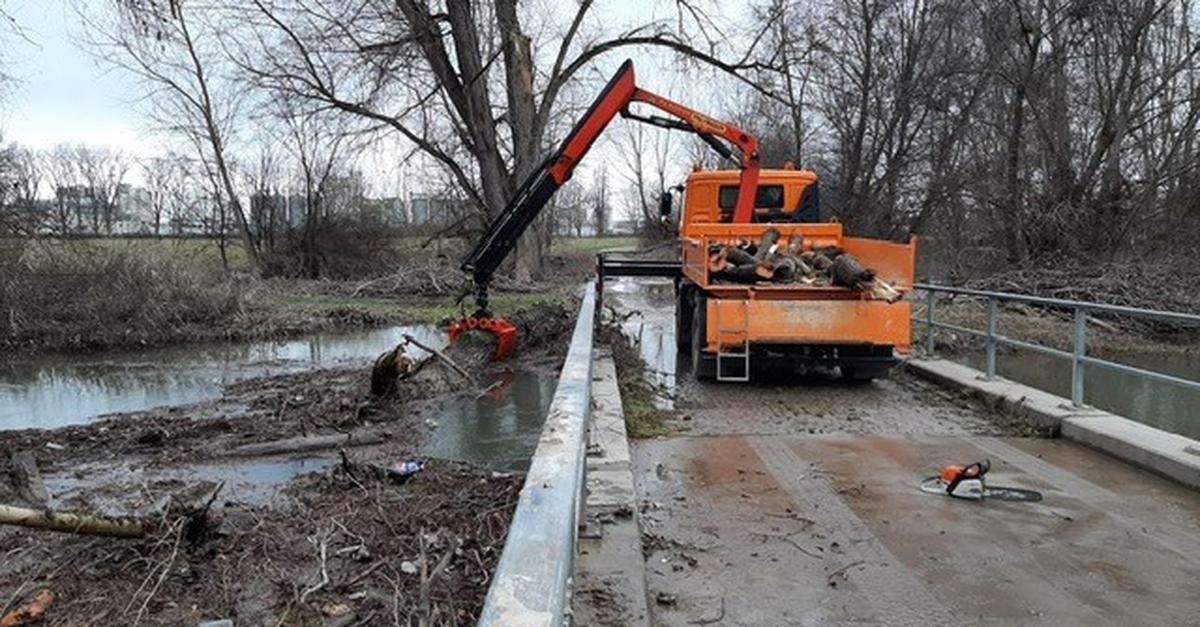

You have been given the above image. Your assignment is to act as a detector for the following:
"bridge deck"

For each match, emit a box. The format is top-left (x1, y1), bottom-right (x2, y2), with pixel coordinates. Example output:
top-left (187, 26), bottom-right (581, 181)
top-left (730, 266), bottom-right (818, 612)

top-left (607, 278), bottom-right (1200, 626)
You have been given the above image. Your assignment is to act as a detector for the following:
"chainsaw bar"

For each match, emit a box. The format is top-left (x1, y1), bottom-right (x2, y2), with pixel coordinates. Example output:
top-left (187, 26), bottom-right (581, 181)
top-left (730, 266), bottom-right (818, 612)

top-left (919, 477), bottom-right (1043, 502)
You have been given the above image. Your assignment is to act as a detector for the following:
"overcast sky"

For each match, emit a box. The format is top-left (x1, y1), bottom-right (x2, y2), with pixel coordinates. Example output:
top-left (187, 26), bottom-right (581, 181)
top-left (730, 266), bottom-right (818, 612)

top-left (1, 0), bottom-right (748, 200)
top-left (3, 0), bottom-right (161, 154)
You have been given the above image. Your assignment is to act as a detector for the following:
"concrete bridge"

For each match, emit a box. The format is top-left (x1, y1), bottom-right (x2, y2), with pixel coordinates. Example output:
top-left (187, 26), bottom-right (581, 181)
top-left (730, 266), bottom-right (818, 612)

top-left (479, 280), bottom-right (1200, 626)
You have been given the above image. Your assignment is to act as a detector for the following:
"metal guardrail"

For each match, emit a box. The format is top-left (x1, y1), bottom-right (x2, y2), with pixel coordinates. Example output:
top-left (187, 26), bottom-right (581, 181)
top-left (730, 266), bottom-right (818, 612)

top-left (914, 283), bottom-right (1200, 407)
top-left (478, 287), bottom-right (596, 626)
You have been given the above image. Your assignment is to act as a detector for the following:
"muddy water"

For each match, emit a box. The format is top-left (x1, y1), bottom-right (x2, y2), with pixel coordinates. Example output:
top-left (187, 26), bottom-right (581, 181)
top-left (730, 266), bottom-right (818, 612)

top-left (606, 277), bottom-right (682, 408)
top-left (961, 348), bottom-right (1200, 440)
top-left (0, 325), bottom-right (447, 430)
top-left (421, 368), bottom-right (558, 471)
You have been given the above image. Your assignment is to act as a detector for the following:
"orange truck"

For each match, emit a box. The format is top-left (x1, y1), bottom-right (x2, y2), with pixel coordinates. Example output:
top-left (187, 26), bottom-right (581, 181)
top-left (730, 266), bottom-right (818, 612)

top-left (670, 167), bottom-right (915, 381)
top-left (453, 59), bottom-right (914, 380)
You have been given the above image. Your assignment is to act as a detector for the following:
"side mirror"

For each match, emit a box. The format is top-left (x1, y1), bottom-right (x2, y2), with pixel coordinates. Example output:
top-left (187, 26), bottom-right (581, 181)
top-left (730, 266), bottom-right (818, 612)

top-left (658, 190), bottom-right (674, 217)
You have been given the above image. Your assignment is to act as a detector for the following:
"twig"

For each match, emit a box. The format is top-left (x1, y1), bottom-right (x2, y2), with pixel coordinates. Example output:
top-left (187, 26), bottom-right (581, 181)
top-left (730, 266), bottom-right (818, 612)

top-left (403, 333), bottom-right (475, 383)
top-left (299, 530), bottom-right (332, 604)
top-left (827, 559), bottom-right (866, 583)
top-left (131, 520), bottom-right (185, 627)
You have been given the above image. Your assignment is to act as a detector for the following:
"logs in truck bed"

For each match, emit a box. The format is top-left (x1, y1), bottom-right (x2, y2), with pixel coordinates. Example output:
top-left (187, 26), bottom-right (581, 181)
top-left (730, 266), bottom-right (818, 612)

top-left (707, 227), bottom-right (903, 302)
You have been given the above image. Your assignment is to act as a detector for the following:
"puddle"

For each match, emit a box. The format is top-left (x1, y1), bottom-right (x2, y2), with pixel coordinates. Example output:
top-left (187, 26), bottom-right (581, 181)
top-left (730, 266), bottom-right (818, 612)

top-left (420, 368), bottom-right (557, 472)
top-left (0, 325), bottom-right (446, 430)
top-left (607, 277), bottom-right (684, 409)
top-left (43, 455), bottom-right (336, 512)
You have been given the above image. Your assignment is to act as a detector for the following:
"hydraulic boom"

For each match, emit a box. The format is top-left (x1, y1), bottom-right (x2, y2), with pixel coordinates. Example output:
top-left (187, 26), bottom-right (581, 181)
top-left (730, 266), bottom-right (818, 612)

top-left (456, 59), bottom-right (760, 358)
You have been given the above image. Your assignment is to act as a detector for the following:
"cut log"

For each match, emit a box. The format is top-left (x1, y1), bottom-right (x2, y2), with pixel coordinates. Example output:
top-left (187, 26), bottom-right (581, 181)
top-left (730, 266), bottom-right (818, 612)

top-left (831, 254), bottom-right (875, 287)
top-left (813, 245), bottom-right (844, 260)
top-left (714, 263), bottom-right (763, 284)
top-left (811, 253), bottom-right (834, 272)
top-left (724, 247), bottom-right (755, 266)
top-left (10, 451), bottom-right (48, 507)
top-left (785, 235), bottom-right (805, 256)
top-left (831, 254), bottom-right (902, 302)
top-left (0, 504), bottom-right (147, 538)
top-left (708, 248), bottom-right (728, 273)
top-left (753, 228), bottom-right (782, 263)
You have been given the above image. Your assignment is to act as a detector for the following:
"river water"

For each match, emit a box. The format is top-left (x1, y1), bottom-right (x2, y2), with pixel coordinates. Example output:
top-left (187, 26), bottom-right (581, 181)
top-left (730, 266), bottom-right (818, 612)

top-left (0, 325), bottom-right (556, 471)
top-left (959, 347), bottom-right (1200, 440)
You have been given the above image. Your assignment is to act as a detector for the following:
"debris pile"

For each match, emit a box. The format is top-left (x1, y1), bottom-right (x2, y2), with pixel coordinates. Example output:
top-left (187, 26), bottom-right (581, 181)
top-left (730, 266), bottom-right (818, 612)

top-left (706, 227), bottom-right (902, 302)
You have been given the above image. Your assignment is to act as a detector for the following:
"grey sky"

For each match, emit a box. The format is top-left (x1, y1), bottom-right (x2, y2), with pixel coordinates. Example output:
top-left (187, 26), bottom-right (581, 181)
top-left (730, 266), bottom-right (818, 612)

top-left (3, 0), bottom-right (157, 154)
top-left (1, 0), bottom-right (751, 201)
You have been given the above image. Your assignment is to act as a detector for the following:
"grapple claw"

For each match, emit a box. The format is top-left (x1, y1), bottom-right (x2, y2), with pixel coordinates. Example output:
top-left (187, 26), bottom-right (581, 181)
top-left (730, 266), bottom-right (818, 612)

top-left (448, 316), bottom-right (518, 360)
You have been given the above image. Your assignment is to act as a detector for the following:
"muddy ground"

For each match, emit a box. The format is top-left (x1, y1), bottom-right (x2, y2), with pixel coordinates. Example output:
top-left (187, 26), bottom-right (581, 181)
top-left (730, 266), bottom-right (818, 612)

top-left (0, 303), bottom-right (574, 626)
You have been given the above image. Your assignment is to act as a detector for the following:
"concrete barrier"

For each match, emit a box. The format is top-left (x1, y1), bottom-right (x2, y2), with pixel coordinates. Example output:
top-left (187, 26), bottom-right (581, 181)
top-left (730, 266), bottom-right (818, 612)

top-left (907, 358), bottom-right (1200, 491)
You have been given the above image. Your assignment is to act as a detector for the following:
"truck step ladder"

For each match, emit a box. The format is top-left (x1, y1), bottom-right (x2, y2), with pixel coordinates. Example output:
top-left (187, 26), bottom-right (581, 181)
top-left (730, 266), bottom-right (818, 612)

top-left (714, 298), bottom-right (751, 382)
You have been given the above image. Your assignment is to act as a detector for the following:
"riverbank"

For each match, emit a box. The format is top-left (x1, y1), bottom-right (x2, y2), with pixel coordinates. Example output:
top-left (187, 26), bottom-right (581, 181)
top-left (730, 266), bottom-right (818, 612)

top-left (0, 235), bottom-right (619, 356)
top-left (0, 302), bottom-right (575, 625)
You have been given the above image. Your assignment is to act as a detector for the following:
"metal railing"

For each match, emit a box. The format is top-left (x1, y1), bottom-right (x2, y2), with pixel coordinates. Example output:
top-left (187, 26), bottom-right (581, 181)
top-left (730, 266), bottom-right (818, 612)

top-left (915, 283), bottom-right (1200, 407)
top-left (478, 287), bottom-right (596, 626)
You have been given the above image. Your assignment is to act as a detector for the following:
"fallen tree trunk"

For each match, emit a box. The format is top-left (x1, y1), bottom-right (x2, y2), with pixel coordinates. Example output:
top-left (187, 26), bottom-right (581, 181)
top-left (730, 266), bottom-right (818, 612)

top-left (225, 432), bottom-right (387, 458)
top-left (0, 504), bottom-right (147, 538)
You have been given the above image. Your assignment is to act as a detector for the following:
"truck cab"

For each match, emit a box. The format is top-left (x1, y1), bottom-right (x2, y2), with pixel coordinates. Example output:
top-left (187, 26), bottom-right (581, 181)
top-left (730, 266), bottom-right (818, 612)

top-left (674, 167), bottom-right (916, 382)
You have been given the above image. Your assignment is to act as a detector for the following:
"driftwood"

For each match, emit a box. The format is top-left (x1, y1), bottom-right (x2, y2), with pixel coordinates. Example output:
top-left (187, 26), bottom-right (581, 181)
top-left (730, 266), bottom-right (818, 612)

top-left (225, 432), bottom-right (387, 458)
top-left (0, 504), bottom-right (147, 538)
top-left (10, 451), bottom-right (48, 506)
top-left (404, 333), bottom-right (475, 383)
top-left (370, 344), bottom-right (418, 396)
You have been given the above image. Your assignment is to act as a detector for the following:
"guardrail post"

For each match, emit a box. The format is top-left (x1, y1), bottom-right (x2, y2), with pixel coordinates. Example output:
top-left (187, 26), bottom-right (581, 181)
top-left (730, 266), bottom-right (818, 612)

top-left (1072, 307), bottom-right (1087, 407)
top-left (925, 289), bottom-right (936, 355)
top-left (985, 297), bottom-right (998, 379)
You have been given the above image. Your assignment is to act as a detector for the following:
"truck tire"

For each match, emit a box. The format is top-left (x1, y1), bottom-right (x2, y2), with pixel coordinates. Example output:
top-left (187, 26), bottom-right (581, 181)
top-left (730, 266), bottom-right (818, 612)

top-left (676, 281), bottom-right (696, 348)
top-left (691, 293), bottom-right (716, 381)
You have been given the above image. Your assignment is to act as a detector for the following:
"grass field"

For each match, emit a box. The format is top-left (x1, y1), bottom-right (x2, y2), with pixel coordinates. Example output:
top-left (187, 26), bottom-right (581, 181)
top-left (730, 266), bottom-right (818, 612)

top-left (271, 291), bottom-right (576, 324)
top-left (7, 235), bottom-right (640, 275)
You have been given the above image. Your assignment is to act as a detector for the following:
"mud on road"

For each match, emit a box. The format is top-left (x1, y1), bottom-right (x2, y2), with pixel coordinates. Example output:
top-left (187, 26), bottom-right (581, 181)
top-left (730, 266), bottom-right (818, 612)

top-left (0, 302), bottom-right (575, 626)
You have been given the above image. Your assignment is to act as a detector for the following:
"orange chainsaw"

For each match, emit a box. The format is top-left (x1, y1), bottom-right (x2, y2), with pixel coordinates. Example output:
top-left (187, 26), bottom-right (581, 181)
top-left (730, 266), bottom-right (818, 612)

top-left (919, 459), bottom-right (1042, 502)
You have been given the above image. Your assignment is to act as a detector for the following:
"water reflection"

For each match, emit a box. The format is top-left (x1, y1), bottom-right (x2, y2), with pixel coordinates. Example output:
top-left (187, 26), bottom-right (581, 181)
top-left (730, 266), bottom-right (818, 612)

top-left (960, 348), bottom-right (1200, 440)
top-left (0, 325), bottom-right (446, 431)
top-left (421, 368), bottom-right (557, 471)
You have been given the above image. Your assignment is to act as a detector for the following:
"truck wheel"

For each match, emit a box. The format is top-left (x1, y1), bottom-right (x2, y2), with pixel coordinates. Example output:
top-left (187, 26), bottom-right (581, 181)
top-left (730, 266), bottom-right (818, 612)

top-left (676, 281), bottom-right (695, 348)
top-left (691, 294), bottom-right (715, 381)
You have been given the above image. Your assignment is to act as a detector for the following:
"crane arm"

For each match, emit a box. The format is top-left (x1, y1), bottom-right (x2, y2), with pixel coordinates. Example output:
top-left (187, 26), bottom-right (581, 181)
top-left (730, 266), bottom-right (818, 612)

top-left (460, 59), bottom-right (760, 314)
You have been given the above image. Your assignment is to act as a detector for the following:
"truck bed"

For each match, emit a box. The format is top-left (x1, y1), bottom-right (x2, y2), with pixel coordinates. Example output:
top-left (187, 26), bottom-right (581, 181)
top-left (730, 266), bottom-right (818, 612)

top-left (680, 222), bottom-right (916, 294)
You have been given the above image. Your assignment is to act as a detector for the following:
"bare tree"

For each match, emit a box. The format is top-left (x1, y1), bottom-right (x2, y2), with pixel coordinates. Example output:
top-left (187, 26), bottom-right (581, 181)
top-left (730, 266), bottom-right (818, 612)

top-left (616, 121), bottom-right (677, 238)
top-left (86, 1), bottom-right (264, 270)
top-left (591, 168), bottom-right (610, 237)
top-left (75, 145), bottom-right (130, 234)
top-left (223, 0), bottom-right (774, 282)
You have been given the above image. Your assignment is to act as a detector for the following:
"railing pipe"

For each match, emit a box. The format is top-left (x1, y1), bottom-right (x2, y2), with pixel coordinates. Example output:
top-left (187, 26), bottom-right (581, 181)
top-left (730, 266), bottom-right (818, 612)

top-left (985, 297), bottom-right (998, 378)
top-left (912, 283), bottom-right (1200, 409)
top-left (1072, 308), bottom-right (1087, 407)
top-left (478, 287), bottom-right (596, 627)
top-left (925, 289), bottom-right (936, 355)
